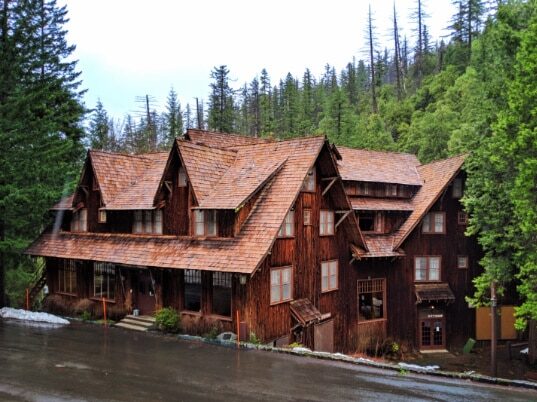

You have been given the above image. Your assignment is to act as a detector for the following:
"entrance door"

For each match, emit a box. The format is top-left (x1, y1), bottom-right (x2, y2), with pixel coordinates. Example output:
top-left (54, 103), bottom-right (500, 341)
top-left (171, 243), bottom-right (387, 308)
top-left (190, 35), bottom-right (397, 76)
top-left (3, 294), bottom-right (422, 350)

top-left (136, 271), bottom-right (156, 315)
top-left (420, 318), bottom-right (445, 350)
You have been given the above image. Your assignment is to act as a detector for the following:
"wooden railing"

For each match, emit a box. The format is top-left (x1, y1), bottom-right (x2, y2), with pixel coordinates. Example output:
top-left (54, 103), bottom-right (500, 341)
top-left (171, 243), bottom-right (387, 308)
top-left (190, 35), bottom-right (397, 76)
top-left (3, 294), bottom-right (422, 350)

top-left (24, 259), bottom-right (47, 310)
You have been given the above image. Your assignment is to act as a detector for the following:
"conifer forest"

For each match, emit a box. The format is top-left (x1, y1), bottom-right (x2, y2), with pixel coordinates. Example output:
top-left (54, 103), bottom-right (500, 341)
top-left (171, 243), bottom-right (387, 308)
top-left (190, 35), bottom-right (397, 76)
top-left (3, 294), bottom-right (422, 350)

top-left (1, 0), bottom-right (536, 330)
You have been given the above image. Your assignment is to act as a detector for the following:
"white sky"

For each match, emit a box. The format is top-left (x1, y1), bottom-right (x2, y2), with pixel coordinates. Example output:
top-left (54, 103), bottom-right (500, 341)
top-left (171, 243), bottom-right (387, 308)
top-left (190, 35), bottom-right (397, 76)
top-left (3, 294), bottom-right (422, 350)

top-left (61, 0), bottom-right (456, 120)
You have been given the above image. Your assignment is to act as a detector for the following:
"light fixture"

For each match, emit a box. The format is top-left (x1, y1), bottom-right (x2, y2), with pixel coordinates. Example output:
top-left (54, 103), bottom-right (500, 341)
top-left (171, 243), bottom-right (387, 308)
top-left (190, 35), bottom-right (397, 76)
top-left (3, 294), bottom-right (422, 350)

top-left (239, 274), bottom-right (247, 285)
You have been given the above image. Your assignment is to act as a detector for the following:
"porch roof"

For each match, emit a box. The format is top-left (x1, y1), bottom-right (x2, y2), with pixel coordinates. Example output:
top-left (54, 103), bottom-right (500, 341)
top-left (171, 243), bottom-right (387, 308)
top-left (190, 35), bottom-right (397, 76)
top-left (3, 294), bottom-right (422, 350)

top-left (290, 298), bottom-right (323, 326)
top-left (415, 283), bottom-right (455, 304)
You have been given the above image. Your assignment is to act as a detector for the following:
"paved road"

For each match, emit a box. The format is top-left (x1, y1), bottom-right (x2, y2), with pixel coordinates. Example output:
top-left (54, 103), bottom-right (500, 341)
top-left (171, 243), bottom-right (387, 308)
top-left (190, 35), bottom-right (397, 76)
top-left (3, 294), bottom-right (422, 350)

top-left (0, 319), bottom-right (535, 402)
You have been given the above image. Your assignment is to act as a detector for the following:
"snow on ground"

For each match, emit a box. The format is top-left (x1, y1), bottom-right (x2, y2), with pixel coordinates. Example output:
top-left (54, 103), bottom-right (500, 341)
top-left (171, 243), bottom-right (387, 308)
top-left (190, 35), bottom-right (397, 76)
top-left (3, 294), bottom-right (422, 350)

top-left (0, 307), bottom-right (69, 325)
top-left (520, 347), bottom-right (529, 354)
top-left (398, 362), bottom-right (440, 372)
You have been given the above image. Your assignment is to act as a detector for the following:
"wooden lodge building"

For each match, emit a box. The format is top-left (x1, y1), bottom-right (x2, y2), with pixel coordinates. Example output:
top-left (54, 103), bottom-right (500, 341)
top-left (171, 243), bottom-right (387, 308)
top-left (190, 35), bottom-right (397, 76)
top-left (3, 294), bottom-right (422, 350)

top-left (26, 129), bottom-right (480, 353)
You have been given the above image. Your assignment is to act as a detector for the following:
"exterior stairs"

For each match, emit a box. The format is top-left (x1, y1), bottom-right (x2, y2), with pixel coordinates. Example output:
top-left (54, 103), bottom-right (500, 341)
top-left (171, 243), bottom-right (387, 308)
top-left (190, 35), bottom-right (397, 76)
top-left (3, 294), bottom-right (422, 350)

top-left (115, 315), bottom-right (156, 332)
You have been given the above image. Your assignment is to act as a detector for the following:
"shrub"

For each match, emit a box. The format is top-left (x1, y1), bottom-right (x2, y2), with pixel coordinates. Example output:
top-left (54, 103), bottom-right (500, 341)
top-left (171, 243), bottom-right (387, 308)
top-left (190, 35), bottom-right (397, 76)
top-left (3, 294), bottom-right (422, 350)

top-left (80, 311), bottom-right (91, 321)
top-left (106, 305), bottom-right (127, 321)
top-left (73, 298), bottom-right (94, 317)
top-left (42, 294), bottom-right (74, 317)
top-left (248, 332), bottom-right (261, 345)
top-left (205, 324), bottom-right (220, 340)
top-left (154, 307), bottom-right (181, 333)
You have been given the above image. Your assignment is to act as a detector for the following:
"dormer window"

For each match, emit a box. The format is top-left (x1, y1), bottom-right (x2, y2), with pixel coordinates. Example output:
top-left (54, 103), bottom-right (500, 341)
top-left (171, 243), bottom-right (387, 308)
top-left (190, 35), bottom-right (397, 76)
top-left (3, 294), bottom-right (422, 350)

top-left (422, 212), bottom-right (445, 234)
top-left (71, 208), bottom-right (87, 232)
top-left (178, 166), bottom-right (187, 187)
top-left (302, 167), bottom-right (316, 192)
top-left (386, 184), bottom-right (398, 197)
top-left (133, 210), bottom-right (163, 234)
top-left (98, 209), bottom-right (107, 223)
top-left (357, 182), bottom-right (371, 196)
top-left (194, 210), bottom-right (217, 237)
top-left (320, 210), bottom-right (335, 236)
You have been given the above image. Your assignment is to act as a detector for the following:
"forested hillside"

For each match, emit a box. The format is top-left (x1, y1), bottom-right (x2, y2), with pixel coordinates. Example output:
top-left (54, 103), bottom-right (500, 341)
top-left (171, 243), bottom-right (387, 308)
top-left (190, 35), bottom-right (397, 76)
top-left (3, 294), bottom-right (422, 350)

top-left (1, 0), bottom-right (536, 329)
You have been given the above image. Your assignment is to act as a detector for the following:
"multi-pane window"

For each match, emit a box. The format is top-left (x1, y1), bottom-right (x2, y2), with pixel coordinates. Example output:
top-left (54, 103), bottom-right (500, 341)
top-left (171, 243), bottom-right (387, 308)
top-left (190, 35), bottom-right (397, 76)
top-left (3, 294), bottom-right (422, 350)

top-left (184, 270), bottom-right (202, 312)
top-left (270, 266), bottom-right (292, 304)
top-left (321, 260), bottom-right (338, 292)
top-left (458, 211), bottom-right (468, 225)
top-left (452, 178), bottom-right (463, 198)
top-left (357, 182), bottom-right (371, 196)
top-left (133, 210), bottom-right (163, 234)
top-left (98, 209), bottom-right (107, 223)
top-left (71, 208), bottom-right (87, 232)
top-left (415, 256), bottom-right (441, 281)
top-left (58, 260), bottom-right (77, 294)
top-left (178, 166), bottom-right (187, 187)
top-left (194, 210), bottom-right (217, 237)
top-left (278, 210), bottom-right (295, 237)
top-left (303, 209), bottom-right (312, 226)
top-left (320, 210), bottom-right (335, 236)
top-left (302, 167), bottom-right (316, 192)
top-left (212, 272), bottom-right (232, 317)
top-left (358, 278), bottom-right (385, 321)
top-left (386, 184), bottom-right (398, 197)
top-left (422, 212), bottom-right (445, 234)
top-left (93, 262), bottom-right (115, 300)
top-left (457, 256), bottom-right (468, 269)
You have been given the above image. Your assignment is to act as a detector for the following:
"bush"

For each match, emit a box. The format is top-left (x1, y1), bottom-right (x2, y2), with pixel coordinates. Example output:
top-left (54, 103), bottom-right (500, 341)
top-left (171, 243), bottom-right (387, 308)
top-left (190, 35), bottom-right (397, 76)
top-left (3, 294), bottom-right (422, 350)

top-left (42, 294), bottom-right (74, 317)
top-left (154, 307), bottom-right (181, 333)
top-left (73, 298), bottom-right (95, 317)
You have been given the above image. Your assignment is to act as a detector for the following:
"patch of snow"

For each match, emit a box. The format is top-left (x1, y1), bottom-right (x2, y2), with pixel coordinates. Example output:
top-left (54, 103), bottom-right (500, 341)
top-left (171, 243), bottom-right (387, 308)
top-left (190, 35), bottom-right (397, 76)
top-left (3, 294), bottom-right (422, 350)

top-left (398, 362), bottom-right (439, 372)
top-left (356, 357), bottom-right (376, 364)
top-left (292, 347), bottom-right (312, 353)
top-left (520, 347), bottom-right (529, 354)
top-left (216, 331), bottom-right (237, 342)
top-left (0, 307), bottom-right (69, 325)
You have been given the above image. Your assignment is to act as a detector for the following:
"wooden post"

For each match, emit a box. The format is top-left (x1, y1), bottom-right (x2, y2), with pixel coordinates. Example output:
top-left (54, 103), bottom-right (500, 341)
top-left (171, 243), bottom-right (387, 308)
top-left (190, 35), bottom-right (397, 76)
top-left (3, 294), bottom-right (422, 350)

top-left (236, 310), bottom-right (240, 348)
top-left (25, 288), bottom-right (29, 311)
top-left (102, 297), bottom-right (107, 326)
top-left (491, 281), bottom-right (497, 377)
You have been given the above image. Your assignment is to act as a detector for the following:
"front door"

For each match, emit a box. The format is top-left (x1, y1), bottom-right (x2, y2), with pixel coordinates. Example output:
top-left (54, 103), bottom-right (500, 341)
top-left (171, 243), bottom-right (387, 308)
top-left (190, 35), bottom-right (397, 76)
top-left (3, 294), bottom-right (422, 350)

top-left (420, 317), bottom-right (445, 350)
top-left (136, 271), bottom-right (156, 315)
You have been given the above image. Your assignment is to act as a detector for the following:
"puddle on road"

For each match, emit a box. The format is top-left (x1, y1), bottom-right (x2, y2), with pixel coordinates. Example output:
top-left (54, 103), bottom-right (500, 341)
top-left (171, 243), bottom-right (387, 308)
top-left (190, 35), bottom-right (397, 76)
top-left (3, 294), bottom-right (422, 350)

top-left (54, 362), bottom-right (91, 370)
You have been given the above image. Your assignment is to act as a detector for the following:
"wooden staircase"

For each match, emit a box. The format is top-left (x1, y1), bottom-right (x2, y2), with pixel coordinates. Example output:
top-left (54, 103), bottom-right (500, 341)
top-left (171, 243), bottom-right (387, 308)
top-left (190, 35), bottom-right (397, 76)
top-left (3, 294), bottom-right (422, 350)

top-left (115, 315), bottom-right (156, 332)
top-left (24, 267), bottom-right (47, 310)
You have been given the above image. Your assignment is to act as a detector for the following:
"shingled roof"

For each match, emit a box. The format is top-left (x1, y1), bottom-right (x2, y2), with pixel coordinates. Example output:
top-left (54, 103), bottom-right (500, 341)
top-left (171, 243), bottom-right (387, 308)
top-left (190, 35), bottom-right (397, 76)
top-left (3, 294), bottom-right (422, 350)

top-left (337, 147), bottom-right (422, 186)
top-left (185, 129), bottom-right (272, 149)
top-left (350, 197), bottom-right (413, 211)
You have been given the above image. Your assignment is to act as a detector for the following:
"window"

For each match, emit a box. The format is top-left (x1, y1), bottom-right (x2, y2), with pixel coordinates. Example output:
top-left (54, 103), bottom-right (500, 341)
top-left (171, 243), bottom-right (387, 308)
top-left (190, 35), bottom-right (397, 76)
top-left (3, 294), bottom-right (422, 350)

top-left (194, 210), bottom-right (217, 237)
top-left (358, 278), bottom-right (385, 321)
top-left (303, 209), bottom-right (312, 226)
top-left (178, 166), bottom-right (187, 187)
top-left (98, 209), bottom-right (107, 223)
top-left (320, 210), bottom-right (334, 236)
top-left (422, 212), bottom-right (445, 234)
top-left (270, 266), bottom-right (292, 304)
top-left (71, 208), bottom-right (87, 232)
top-left (184, 270), bottom-right (202, 312)
top-left (415, 256), bottom-right (441, 281)
top-left (302, 167), bottom-right (316, 192)
top-left (133, 210), bottom-right (163, 234)
top-left (58, 260), bottom-right (77, 295)
top-left (278, 210), bottom-right (295, 237)
top-left (452, 178), bottom-right (463, 198)
top-left (358, 212), bottom-right (374, 231)
top-left (458, 211), bottom-right (468, 225)
top-left (386, 184), bottom-right (398, 197)
top-left (321, 260), bottom-right (338, 292)
top-left (457, 256), bottom-right (468, 269)
top-left (212, 272), bottom-right (232, 317)
top-left (357, 182), bottom-right (371, 196)
top-left (93, 262), bottom-right (115, 300)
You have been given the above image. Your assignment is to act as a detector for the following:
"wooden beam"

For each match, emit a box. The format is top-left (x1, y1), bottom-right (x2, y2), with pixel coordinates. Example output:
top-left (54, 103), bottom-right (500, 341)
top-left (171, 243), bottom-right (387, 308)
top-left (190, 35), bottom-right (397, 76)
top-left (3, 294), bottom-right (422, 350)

top-left (164, 180), bottom-right (172, 193)
top-left (335, 210), bottom-right (352, 229)
top-left (321, 176), bottom-right (338, 181)
top-left (79, 185), bottom-right (89, 196)
top-left (322, 177), bottom-right (338, 196)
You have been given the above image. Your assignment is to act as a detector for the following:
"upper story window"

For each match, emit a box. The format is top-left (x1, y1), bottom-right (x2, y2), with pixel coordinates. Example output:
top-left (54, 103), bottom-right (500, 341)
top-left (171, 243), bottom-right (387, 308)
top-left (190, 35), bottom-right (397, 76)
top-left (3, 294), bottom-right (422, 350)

top-left (71, 208), bottom-right (88, 232)
top-left (415, 256), bottom-right (441, 281)
top-left (452, 178), bottom-right (463, 198)
top-left (270, 266), bottom-right (292, 304)
top-left (178, 166), bottom-right (187, 187)
top-left (321, 260), bottom-right (338, 292)
top-left (194, 209), bottom-right (217, 237)
top-left (98, 209), bottom-right (107, 223)
top-left (358, 211), bottom-right (384, 233)
top-left (278, 210), bottom-right (295, 237)
top-left (458, 211), bottom-right (468, 225)
top-left (457, 256), bottom-right (468, 269)
top-left (385, 184), bottom-right (398, 197)
top-left (358, 278), bottom-right (386, 321)
top-left (320, 210), bottom-right (335, 236)
top-left (422, 212), bottom-right (445, 234)
top-left (357, 182), bottom-right (371, 196)
top-left (133, 210), bottom-right (163, 234)
top-left (302, 167), bottom-right (316, 192)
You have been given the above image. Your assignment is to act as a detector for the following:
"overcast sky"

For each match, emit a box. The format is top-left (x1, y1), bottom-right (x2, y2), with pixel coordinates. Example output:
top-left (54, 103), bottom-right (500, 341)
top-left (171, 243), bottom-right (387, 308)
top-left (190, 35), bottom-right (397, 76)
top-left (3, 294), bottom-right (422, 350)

top-left (61, 0), bottom-right (456, 120)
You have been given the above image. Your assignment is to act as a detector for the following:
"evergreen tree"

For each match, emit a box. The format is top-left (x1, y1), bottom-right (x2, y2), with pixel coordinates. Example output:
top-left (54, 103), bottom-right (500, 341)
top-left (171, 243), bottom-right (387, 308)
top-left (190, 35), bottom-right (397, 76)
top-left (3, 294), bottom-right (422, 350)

top-left (162, 87), bottom-right (183, 147)
top-left (87, 100), bottom-right (110, 150)
top-left (259, 68), bottom-right (274, 135)
top-left (208, 65), bottom-right (234, 132)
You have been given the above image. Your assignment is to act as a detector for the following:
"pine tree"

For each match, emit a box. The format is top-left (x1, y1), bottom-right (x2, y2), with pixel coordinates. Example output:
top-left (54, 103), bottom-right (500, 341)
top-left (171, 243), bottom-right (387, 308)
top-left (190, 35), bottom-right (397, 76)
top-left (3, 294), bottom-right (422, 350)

top-left (208, 65), bottom-right (234, 132)
top-left (87, 100), bottom-right (110, 150)
top-left (162, 87), bottom-right (183, 147)
top-left (259, 68), bottom-right (274, 135)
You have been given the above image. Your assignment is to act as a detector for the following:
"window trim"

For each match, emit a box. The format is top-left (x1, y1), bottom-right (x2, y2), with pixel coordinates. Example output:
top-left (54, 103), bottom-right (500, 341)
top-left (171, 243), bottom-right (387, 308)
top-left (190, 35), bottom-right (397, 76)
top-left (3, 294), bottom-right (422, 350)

top-left (98, 208), bottom-right (107, 224)
top-left (93, 262), bottom-right (116, 301)
top-left (320, 210), bottom-right (335, 236)
top-left (278, 210), bottom-right (295, 238)
top-left (178, 166), bottom-right (187, 187)
top-left (357, 278), bottom-right (387, 322)
top-left (422, 212), bottom-right (446, 234)
top-left (457, 255), bottom-right (468, 269)
top-left (211, 272), bottom-right (232, 317)
top-left (385, 184), bottom-right (398, 197)
top-left (414, 256), bottom-right (442, 282)
top-left (133, 210), bottom-right (163, 234)
top-left (303, 209), bottom-right (312, 226)
top-left (193, 209), bottom-right (218, 237)
top-left (270, 266), bottom-right (293, 305)
top-left (183, 269), bottom-right (202, 313)
top-left (458, 211), bottom-right (468, 225)
top-left (57, 260), bottom-right (77, 296)
top-left (71, 208), bottom-right (88, 232)
top-left (321, 260), bottom-right (338, 293)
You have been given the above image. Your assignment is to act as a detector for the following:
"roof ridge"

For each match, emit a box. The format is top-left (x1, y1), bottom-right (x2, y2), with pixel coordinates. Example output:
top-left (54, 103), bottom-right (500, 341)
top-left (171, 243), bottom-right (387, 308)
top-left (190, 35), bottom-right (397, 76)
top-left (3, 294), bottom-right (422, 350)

top-left (176, 138), bottom-right (238, 154)
top-left (89, 149), bottom-right (168, 160)
top-left (337, 146), bottom-right (418, 158)
top-left (417, 153), bottom-right (467, 168)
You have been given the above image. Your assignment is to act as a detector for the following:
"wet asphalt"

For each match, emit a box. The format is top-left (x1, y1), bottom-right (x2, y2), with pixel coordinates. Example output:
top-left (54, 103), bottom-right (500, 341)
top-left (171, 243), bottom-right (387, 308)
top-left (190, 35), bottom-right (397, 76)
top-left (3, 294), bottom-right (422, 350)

top-left (0, 319), bottom-right (536, 402)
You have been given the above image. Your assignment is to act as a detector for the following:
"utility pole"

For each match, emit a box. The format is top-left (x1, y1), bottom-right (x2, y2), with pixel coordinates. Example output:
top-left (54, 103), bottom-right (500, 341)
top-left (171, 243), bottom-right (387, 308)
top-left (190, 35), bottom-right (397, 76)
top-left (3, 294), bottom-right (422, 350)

top-left (491, 280), bottom-right (498, 377)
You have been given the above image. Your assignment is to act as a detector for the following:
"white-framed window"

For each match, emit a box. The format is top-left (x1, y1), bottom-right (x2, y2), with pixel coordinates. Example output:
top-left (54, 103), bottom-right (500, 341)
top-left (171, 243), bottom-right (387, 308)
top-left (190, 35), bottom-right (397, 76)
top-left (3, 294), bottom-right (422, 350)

top-left (358, 278), bottom-right (386, 321)
top-left (320, 210), bottom-right (335, 236)
top-left (58, 260), bottom-right (77, 295)
top-left (321, 260), bottom-right (338, 292)
top-left (133, 210), bottom-right (163, 234)
top-left (143, 210), bottom-right (153, 234)
top-left (303, 209), bottom-right (312, 226)
top-left (71, 208), bottom-right (88, 232)
top-left (386, 184), bottom-right (398, 197)
top-left (133, 210), bottom-right (143, 233)
top-left (302, 167), bottom-right (316, 192)
top-left (422, 212), bottom-right (445, 234)
top-left (415, 256), bottom-right (441, 281)
top-left (457, 256), bottom-right (468, 269)
top-left (270, 266), bottom-right (292, 304)
top-left (357, 182), bottom-right (371, 196)
top-left (458, 211), bottom-right (468, 225)
top-left (452, 178), bottom-right (463, 198)
top-left (178, 166), bottom-right (187, 187)
top-left (154, 209), bottom-right (163, 234)
top-left (98, 209), bottom-right (107, 223)
top-left (278, 210), bottom-right (295, 237)
top-left (194, 210), bottom-right (217, 237)
top-left (93, 262), bottom-right (115, 300)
